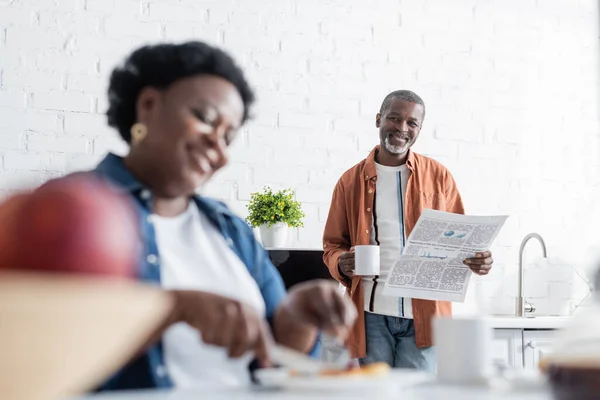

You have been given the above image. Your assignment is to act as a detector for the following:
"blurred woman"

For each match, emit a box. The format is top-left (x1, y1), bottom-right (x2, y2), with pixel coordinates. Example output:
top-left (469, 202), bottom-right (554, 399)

top-left (89, 41), bottom-right (356, 390)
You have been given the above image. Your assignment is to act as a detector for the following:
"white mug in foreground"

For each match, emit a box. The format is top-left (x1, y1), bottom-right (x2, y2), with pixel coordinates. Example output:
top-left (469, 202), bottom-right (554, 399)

top-left (354, 245), bottom-right (380, 276)
top-left (433, 316), bottom-right (492, 385)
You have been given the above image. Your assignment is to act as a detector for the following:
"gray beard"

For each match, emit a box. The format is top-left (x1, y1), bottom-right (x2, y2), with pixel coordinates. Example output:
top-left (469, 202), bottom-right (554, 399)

top-left (383, 135), bottom-right (409, 155)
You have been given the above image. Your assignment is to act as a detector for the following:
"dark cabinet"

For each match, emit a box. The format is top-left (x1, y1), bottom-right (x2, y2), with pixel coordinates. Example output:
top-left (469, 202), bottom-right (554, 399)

top-left (267, 249), bottom-right (335, 291)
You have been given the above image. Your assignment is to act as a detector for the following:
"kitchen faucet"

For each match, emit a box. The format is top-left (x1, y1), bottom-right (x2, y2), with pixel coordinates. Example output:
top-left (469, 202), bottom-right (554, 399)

top-left (516, 233), bottom-right (547, 317)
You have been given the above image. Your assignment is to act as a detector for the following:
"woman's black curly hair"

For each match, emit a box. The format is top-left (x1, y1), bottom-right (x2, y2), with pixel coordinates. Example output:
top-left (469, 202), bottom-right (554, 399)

top-left (106, 41), bottom-right (255, 143)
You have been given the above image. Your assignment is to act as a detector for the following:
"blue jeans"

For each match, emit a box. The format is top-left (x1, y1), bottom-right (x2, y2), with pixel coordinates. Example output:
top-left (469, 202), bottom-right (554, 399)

top-left (359, 312), bottom-right (436, 371)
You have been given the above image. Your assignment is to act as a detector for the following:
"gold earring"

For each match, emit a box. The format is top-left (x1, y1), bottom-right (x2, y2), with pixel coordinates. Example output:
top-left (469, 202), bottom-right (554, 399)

top-left (130, 123), bottom-right (148, 145)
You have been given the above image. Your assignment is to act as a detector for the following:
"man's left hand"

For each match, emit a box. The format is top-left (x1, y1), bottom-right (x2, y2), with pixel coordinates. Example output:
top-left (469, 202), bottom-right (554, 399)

top-left (464, 250), bottom-right (493, 276)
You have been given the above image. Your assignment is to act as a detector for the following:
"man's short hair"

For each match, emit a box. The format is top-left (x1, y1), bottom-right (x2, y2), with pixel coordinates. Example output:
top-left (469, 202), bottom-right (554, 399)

top-left (379, 90), bottom-right (425, 116)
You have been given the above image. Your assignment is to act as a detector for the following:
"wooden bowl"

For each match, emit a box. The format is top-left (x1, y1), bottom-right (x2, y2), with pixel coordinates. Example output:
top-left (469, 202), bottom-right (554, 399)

top-left (0, 272), bottom-right (173, 400)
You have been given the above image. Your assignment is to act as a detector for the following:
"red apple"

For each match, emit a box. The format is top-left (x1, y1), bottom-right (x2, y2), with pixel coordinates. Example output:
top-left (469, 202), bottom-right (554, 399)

top-left (0, 193), bottom-right (30, 258)
top-left (0, 174), bottom-right (140, 278)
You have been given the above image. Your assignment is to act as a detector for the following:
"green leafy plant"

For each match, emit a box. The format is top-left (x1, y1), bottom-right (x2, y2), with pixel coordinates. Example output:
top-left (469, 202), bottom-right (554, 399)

top-left (246, 187), bottom-right (305, 228)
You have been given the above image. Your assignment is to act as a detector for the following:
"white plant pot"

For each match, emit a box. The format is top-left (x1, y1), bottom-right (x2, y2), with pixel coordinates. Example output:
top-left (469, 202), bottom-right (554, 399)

top-left (259, 222), bottom-right (288, 248)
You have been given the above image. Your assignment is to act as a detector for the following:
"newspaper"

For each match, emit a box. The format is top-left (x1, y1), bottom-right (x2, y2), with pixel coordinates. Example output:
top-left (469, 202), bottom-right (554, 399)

top-left (382, 209), bottom-right (508, 302)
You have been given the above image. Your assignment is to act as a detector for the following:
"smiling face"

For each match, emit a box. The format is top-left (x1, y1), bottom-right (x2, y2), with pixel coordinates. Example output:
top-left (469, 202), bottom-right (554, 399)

top-left (129, 74), bottom-right (244, 198)
top-left (376, 98), bottom-right (424, 158)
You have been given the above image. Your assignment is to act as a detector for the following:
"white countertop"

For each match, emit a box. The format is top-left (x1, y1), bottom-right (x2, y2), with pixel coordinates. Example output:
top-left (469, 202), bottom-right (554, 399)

top-left (74, 387), bottom-right (552, 400)
top-left (72, 371), bottom-right (553, 400)
top-left (486, 316), bottom-right (571, 330)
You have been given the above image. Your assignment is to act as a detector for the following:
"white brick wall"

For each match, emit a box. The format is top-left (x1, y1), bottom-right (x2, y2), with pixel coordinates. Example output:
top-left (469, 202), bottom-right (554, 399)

top-left (1, 0), bottom-right (599, 315)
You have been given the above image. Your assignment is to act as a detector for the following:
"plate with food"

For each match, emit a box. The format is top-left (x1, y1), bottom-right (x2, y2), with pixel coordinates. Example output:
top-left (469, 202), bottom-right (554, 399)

top-left (253, 362), bottom-right (433, 392)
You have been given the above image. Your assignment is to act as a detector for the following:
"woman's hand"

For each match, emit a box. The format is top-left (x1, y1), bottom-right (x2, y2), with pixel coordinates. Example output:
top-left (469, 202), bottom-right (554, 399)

top-left (274, 280), bottom-right (357, 352)
top-left (172, 290), bottom-right (273, 366)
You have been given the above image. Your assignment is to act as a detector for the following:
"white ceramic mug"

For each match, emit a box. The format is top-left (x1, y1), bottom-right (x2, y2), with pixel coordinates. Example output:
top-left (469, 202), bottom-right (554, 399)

top-left (433, 316), bottom-right (492, 385)
top-left (354, 245), bottom-right (380, 276)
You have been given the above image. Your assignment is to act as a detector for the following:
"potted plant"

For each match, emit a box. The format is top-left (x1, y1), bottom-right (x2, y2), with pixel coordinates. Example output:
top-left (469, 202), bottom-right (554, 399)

top-left (246, 187), bottom-right (305, 248)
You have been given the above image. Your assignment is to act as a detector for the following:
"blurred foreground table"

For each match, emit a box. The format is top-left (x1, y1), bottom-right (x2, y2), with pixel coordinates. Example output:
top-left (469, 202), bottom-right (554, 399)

top-left (73, 373), bottom-right (554, 400)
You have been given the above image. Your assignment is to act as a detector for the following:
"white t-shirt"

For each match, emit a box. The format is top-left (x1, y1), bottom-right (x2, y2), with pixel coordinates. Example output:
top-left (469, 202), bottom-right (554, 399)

top-left (363, 162), bottom-right (413, 318)
top-left (152, 203), bottom-right (266, 388)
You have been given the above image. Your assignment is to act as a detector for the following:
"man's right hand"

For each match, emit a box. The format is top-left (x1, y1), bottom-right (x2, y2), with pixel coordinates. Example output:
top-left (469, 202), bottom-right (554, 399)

top-left (171, 290), bottom-right (273, 366)
top-left (338, 249), bottom-right (355, 279)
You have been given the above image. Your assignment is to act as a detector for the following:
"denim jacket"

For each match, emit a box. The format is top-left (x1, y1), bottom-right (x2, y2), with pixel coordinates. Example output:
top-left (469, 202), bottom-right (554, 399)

top-left (90, 153), bottom-right (291, 391)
